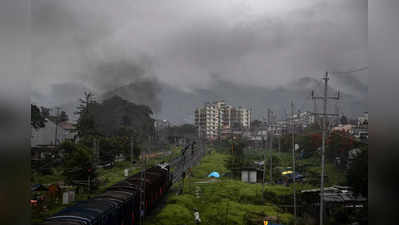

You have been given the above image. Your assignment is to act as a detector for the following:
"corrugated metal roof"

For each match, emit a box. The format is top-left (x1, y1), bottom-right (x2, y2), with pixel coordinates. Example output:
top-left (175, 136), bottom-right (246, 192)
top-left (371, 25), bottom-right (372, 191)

top-left (302, 186), bottom-right (366, 202)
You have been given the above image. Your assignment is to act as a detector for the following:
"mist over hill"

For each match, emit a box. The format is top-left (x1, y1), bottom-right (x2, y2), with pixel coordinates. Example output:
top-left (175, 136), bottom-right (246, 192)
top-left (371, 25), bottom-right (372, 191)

top-left (32, 72), bottom-right (367, 125)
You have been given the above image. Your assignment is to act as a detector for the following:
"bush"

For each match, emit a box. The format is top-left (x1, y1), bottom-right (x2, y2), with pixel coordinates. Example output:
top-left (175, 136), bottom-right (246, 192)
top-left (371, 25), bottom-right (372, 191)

top-left (62, 142), bottom-right (97, 186)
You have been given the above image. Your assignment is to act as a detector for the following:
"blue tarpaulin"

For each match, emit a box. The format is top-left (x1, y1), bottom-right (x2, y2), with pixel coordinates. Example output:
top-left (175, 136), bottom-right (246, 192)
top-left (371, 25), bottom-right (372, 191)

top-left (208, 171), bottom-right (220, 178)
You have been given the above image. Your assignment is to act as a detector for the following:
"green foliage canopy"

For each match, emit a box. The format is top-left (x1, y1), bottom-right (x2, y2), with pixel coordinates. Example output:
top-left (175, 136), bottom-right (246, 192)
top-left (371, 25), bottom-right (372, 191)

top-left (61, 141), bottom-right (97, 184)
top-left (31, 104), bottom-right (47, 129)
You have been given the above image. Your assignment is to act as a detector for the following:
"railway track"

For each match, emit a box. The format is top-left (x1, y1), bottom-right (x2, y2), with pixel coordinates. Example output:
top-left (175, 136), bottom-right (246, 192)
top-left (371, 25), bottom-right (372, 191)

top-left (169, 141), bottom-right (207, 184)
top-left (39, 140), bottom-right (207, 225)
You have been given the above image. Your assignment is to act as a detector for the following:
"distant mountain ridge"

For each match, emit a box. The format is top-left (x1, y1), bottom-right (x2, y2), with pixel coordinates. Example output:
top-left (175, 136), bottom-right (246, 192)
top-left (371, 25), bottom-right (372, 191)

top-left (54, 76), bottom-right (367, 125)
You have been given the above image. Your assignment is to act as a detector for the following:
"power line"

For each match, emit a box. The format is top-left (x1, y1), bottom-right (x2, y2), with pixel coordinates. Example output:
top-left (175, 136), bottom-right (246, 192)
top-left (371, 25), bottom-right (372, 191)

top-left (331, 66), bottom-right (368, 74)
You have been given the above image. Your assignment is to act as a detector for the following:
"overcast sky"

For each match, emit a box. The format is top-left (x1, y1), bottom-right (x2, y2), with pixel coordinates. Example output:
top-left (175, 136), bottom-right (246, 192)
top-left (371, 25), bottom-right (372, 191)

top-left (31, 0), bottom-right (367, 121)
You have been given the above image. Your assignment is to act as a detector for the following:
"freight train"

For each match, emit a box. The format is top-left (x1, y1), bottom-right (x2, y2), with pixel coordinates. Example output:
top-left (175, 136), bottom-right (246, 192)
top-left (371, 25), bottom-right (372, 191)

top-left (41, 162), bottom-right (171, 225)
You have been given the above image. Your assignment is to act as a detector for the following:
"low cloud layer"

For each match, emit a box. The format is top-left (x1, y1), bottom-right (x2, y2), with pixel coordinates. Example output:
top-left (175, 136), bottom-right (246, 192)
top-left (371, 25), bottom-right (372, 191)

top-left (32, 0), bottom-right (367, 122)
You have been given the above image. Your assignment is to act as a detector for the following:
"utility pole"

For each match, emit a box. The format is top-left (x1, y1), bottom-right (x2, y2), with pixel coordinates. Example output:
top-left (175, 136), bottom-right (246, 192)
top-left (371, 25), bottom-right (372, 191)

top-left (130, 136), bottom-right (134, 163)
top-left (334, 102), bottom-right (340, 126)
top-left (87, 169), bottom-right (91, 198)
top-left (291, 101), bottom-right (297, 225)
top-left (278, 112), bottom-right (281, 154)
top-left (313, 98), bottom-right (319, 128)
top-left (198, 119), bottom-right (203, 164)
top-left (261, 134), bottom-right (265, 202)
top-left (198, 121), bottom-right (201, 161)
top-left (94, 138), bottom-right (99, 167)
top-left (312, 72), bottom-right (340, 225)
top-left (182, 145), bottom-right (186, 194)
top-left (54, 107), bottom-right (60, 145)
top-left (231, 135), bottom-right (234, 179)
top-left (268, 109), bottom-right (273, 183)
top-left (97, 139), bottom-right (100, 164)
top-left (278, 134), bottom-right (281, 154)
top-left (139, 137), bottom-right (149, 225)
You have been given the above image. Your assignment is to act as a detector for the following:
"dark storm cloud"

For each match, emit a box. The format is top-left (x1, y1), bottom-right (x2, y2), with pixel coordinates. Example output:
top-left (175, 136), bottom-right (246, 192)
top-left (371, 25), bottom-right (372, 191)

top-left (94, 58), bottom-right (162, 113)
top-left (32, 0), bottom-right (162, 113)
top-left (158, 73), bottom-right (367, 125)
top-left (31, 0), bottom-right (367, 122)
top-left (88, 57), bottom-right (151, 93)
top-left (154, 0), bottom-right (367, 89)
top-left (32, 0), bottom-right (110, 39)
top-left (332, 73), bottom-right (368, 96)
top-left (31, 82), bottom-right (92, 107)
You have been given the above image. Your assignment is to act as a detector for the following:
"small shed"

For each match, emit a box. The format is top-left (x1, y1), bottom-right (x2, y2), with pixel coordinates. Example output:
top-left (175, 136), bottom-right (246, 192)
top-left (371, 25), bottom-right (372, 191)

top-left (241, 167), bottom-right (257, 183)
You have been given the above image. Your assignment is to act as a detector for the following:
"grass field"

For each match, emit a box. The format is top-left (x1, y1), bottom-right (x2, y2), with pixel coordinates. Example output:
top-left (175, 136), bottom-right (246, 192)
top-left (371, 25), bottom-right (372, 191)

top-left (146, 151), bottom-right (296, 225)
top-left (146, 143), bottom-right (347, 225)
top-left (33, 144), bottom-right (346, 225)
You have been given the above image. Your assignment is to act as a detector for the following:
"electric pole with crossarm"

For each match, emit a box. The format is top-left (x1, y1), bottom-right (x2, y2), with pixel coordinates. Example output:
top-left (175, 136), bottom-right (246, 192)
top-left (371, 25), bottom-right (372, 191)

top-left (291, 100), bottom-right (297, 225)
top-left (267, 109), bottom-right (273, 183)
top-left (312, 72), bottom-right (340, 225)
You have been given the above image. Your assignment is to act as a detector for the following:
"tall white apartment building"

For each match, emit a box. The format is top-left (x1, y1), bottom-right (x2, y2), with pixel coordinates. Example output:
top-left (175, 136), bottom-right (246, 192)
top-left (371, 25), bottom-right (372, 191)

top-left (194, 100), bottom-right (251, 140)
top-left (238, 107), bottom-right (251, 128)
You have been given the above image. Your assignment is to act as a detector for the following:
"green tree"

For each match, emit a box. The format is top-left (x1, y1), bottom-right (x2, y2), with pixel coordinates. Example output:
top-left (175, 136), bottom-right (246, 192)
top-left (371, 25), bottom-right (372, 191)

top-left (47, 109), bottom-right (69, 124)
top-left (347, 147), bottom-right (368, 197)
top-left (61, 141), bottom-right (97, 186)
top-left (40, 106), bottom-right (50, 118)
top-left (279, 134), bottom-right (292, 152)
top-left (162, 124), bottom-right (197, 143)
top-left (74, 92), bottom-right (98, 138)
top-left (295, 133), bottom-right (322, 157)
top-left (74, 94), bottom-right (155, 162)
top-left (346, 147), bottom-right (368, 224)
top-left (225, 137), bottom-right (248, 174)
top-left (327, 130), bottom-right (355, 165)
top-left (90, 95), bottom-right (155, 139)
top-left (59, 111), bottom-right (69, 122)
top-left (31, 104), bottom-right (47, 129)
top-left (98, 136), bottom-right (135, 162)
top-left (340, 115), bottom-right (348, 124)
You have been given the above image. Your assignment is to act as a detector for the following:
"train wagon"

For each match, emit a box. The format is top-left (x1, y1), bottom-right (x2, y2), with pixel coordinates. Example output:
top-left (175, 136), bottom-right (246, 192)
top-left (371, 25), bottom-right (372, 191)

top-left (42, 199), bottom-right (120, 225)
top-left (41, 163), bottom-right (171, 225)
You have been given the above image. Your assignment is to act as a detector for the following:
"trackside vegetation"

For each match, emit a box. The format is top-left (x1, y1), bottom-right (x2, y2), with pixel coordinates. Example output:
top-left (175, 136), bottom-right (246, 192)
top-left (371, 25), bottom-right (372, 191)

top-left (146, 150), bottom-right (297, 225)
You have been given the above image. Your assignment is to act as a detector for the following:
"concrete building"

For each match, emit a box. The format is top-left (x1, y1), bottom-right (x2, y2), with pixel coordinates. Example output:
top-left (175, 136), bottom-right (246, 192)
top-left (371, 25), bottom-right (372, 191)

top-left (154, 119), bottom-right (171, 130)
top-left (332, 124), bottom-right (354, 133)
top-left (358, 112), bottom-right (368, 126)
top-left (238, 107), bottom-right (251, 128)
top-left (31, 120), bottom-right (76, 147)
top-left (31, 120), bottom-right (77, 161)
top-left (241, 169), bottom-right (257, 183)
top-left (194, 100), bottom-right (251, 140)
top-left (292, 111), bottom-right (315, 129)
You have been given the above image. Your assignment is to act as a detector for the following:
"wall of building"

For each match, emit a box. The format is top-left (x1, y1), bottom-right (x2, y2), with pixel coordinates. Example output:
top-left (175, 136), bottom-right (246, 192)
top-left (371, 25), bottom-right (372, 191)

top-left (194, 100), bottom-right (251, 140)
top-left (31, 120), bottom-right (75, 147)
